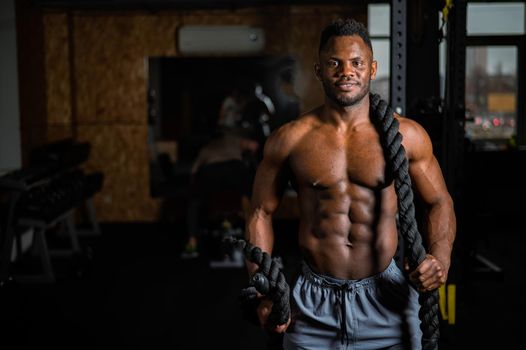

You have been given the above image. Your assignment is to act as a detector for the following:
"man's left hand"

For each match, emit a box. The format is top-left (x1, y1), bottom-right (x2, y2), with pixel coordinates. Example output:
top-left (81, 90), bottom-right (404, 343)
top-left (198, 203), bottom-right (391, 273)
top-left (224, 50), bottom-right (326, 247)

top-left (405, 254), bottom-right (447, 292)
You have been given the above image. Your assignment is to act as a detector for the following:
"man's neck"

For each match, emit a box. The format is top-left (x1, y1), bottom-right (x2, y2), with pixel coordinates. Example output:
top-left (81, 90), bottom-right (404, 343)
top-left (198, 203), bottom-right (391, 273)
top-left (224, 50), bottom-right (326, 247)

top-left (322, 94), bottom-right (370, 130)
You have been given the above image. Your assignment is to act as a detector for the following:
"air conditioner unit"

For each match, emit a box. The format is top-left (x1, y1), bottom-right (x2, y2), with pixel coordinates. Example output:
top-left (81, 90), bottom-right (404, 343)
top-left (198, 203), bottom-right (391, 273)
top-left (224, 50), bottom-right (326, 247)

top-left (177, 25), bottom-right (265, 55)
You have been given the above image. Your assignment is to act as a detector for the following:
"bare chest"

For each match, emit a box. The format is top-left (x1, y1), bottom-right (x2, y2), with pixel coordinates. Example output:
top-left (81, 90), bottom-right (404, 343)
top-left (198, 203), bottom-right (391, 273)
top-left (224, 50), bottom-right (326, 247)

top-left (289, 129), bottom-right (388, 189)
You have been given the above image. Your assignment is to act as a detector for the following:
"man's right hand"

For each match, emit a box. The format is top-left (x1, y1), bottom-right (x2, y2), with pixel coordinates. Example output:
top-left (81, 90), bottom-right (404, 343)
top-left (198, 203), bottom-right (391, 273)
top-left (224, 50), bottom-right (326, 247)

top-left (257, 298), bottom-right (291, 333)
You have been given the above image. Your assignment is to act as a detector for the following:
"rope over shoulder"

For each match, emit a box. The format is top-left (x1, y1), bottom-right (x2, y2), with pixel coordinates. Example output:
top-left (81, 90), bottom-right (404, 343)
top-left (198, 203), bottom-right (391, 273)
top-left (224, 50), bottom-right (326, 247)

top-left (369, 93), bottom-right (440, 350)
top-left (226, 93), bottom-right (439, 349)
top-left (223, 236), bottom-right (290, 327)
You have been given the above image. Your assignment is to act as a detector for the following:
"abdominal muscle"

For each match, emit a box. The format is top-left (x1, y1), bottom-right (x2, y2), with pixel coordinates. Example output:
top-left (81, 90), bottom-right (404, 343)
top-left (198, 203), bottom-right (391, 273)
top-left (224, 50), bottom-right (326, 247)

top-left (296, 187), bottom-right (399, 280)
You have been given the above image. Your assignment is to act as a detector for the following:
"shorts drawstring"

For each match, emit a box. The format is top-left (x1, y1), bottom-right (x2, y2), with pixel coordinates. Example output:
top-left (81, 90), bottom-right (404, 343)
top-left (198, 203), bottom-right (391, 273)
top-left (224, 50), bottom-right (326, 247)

top-left (340, 284), bottom-right (349, 346)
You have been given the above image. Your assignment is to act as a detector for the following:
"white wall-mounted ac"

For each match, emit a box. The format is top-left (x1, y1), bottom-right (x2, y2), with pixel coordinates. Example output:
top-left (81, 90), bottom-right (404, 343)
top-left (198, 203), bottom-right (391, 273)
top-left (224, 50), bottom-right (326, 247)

top-left (177, 25), bottom-right (265, 55)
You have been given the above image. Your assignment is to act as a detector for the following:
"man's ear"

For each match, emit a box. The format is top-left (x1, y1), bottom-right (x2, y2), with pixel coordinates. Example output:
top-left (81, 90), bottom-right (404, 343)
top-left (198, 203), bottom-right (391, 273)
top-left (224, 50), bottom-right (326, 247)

top-left (370, 60), bottom-right (378, 80)
top-left (314, 63), bottom-right (321, 81)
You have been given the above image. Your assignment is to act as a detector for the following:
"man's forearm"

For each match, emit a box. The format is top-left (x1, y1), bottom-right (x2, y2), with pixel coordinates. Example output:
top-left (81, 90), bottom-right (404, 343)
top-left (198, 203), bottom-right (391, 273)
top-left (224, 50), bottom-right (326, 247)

top-left (426, 200), bottom-right (456, 271)
top-left (245, 209), bottom-right (275, 276)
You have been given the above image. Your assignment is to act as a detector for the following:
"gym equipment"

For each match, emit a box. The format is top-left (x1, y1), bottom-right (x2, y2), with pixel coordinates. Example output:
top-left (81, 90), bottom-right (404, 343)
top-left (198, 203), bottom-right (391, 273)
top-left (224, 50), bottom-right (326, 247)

top-left (0, 139), bottom-right (103, 284)
top-left (370, 93), bottom-right (439, 350)
top-left (224, 236), bottom-right (290, 327)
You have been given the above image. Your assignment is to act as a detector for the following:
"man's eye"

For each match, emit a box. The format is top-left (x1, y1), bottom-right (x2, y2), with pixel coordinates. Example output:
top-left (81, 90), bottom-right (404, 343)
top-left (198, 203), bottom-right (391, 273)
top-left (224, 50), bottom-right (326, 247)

top-left (353, 61), bottom-right (364, 67)
top-left (328, 60), bottom-right (339, 68)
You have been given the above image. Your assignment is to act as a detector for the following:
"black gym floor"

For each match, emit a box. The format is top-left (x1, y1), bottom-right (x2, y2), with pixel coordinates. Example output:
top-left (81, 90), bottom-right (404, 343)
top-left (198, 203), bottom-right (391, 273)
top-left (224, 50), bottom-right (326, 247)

top-left (0, 219), bottom-right (523, 350)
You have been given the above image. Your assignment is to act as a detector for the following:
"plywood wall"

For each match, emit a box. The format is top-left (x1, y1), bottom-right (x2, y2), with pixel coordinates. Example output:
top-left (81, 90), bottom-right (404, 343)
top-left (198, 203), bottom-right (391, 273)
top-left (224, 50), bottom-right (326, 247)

top-left (22, 3), bottom-right (366, 222)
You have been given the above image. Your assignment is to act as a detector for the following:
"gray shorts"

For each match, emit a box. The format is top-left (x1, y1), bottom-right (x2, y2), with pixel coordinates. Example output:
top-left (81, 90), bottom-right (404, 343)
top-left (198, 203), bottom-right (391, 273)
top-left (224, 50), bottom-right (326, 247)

top-left (283, 259), bottom-right (422, 350)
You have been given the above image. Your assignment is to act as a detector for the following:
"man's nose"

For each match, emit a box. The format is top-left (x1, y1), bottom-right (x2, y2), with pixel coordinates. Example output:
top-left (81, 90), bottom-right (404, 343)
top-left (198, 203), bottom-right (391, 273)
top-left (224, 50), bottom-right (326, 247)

top-left (340, 62), bottom-right (355, 77)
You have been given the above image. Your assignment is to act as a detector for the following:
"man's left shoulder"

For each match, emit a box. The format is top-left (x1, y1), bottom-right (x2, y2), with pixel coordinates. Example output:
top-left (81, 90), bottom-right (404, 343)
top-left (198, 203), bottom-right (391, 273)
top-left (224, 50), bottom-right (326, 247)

top-left (396, 116), bottom-right (434, 158)
top-left (396, 115), bottom-right (428, 138)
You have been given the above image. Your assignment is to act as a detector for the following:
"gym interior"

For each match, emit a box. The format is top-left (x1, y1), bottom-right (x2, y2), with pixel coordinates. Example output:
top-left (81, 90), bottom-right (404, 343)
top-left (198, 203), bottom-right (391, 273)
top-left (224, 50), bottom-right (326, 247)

top-left (1, 0), bottom-right (525, 349)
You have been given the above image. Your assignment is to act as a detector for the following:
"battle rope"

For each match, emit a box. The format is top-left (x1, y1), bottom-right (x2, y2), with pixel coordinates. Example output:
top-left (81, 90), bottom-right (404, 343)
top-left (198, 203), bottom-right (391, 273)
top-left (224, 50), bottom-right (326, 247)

top-left (225, 93), bottom-right (439, 349)
top-left (223, 236), bottom-right (290, 327)
top-left (369, 92), bottom-right (440, 350)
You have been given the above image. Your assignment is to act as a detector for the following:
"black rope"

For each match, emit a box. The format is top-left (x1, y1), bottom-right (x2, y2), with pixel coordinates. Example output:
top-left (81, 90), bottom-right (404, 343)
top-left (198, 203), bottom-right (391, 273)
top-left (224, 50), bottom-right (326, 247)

top-left (369, 92), bottom-right (440, 350)
top-left (226, 93), bottom-right (439, 349)
top-left (223, 236), bottom-right (290, 327)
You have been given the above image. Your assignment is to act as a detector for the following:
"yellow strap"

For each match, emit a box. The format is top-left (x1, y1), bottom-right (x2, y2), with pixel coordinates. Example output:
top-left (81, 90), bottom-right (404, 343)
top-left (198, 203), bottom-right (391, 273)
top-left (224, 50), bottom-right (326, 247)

top-left (447, 284), bottom-right (456, 325)
top-left (438, 285), bottom-right (447, 320)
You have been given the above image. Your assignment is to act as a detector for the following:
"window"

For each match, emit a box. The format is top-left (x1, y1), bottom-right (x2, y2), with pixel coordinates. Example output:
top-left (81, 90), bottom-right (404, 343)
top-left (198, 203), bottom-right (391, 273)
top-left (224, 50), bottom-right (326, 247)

top-left (467, 2), bottom-right (525, 35)
top-left (465, 46), bottom-right (518, 144)
top-left (368, 3), bottom-right (391, 101)
top-left (465, 2), bottom-right (525, 150)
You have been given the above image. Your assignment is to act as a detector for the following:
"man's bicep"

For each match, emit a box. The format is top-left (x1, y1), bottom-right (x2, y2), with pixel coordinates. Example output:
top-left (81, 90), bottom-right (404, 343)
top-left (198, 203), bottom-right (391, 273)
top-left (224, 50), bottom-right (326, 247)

top-left (251, 157), bottom-right (288, 214)
top-left (250, 124), bottom-right (295, 213)
top-left (404, 119), bottom-right (450, 205)
top-left (410, 155), bottom-right (450, 206)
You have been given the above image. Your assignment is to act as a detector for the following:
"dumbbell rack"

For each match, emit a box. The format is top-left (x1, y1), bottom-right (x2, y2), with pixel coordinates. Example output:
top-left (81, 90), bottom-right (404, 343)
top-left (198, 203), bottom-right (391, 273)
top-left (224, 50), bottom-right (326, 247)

top-left (0, 146), bottom-right (103, 284)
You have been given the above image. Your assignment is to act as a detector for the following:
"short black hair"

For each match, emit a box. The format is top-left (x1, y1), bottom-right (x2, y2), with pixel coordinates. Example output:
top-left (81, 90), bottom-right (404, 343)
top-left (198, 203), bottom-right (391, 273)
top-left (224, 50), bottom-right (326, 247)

top-left (318, 18), bottom-right (373, 54)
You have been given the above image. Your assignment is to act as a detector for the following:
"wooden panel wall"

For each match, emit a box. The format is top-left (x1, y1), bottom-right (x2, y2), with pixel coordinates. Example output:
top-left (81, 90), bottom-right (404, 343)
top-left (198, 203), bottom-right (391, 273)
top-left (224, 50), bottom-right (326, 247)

top-left (20, 3), bottom-right (366, 222)
top-left (44, 12), bottom-right (73, 142)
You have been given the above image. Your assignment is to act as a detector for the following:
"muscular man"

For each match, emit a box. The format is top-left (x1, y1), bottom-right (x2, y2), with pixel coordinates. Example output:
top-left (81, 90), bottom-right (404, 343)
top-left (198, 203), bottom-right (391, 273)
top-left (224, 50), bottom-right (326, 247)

top-left (244, 18), bottom-right (456, 349)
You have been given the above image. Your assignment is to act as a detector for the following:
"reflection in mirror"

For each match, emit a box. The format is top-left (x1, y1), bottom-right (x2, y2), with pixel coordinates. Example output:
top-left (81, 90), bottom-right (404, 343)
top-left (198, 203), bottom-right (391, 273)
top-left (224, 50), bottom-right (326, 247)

top-left (147, 56), bottom-right (300, 202)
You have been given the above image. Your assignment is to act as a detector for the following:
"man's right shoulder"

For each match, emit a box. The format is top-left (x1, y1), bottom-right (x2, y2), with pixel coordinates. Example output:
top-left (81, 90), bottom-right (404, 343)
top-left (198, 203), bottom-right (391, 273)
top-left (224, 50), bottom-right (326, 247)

top-left (265, 112), bottom-right (318, 157)
top-left (270, 115), bottom-right (315, 143)
top-left (274, 108), bottom-right (321, 137)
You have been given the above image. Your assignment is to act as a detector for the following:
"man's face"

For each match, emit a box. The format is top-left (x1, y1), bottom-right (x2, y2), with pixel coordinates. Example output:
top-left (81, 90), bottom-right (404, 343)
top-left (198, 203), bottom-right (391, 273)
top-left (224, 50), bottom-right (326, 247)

top-left (315, 35), bottom-right (377, 107)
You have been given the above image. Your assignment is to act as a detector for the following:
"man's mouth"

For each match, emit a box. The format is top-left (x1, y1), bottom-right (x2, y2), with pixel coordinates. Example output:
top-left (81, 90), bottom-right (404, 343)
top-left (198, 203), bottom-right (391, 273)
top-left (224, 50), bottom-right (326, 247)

top-left (335, 81), bottom-right (359, 91)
